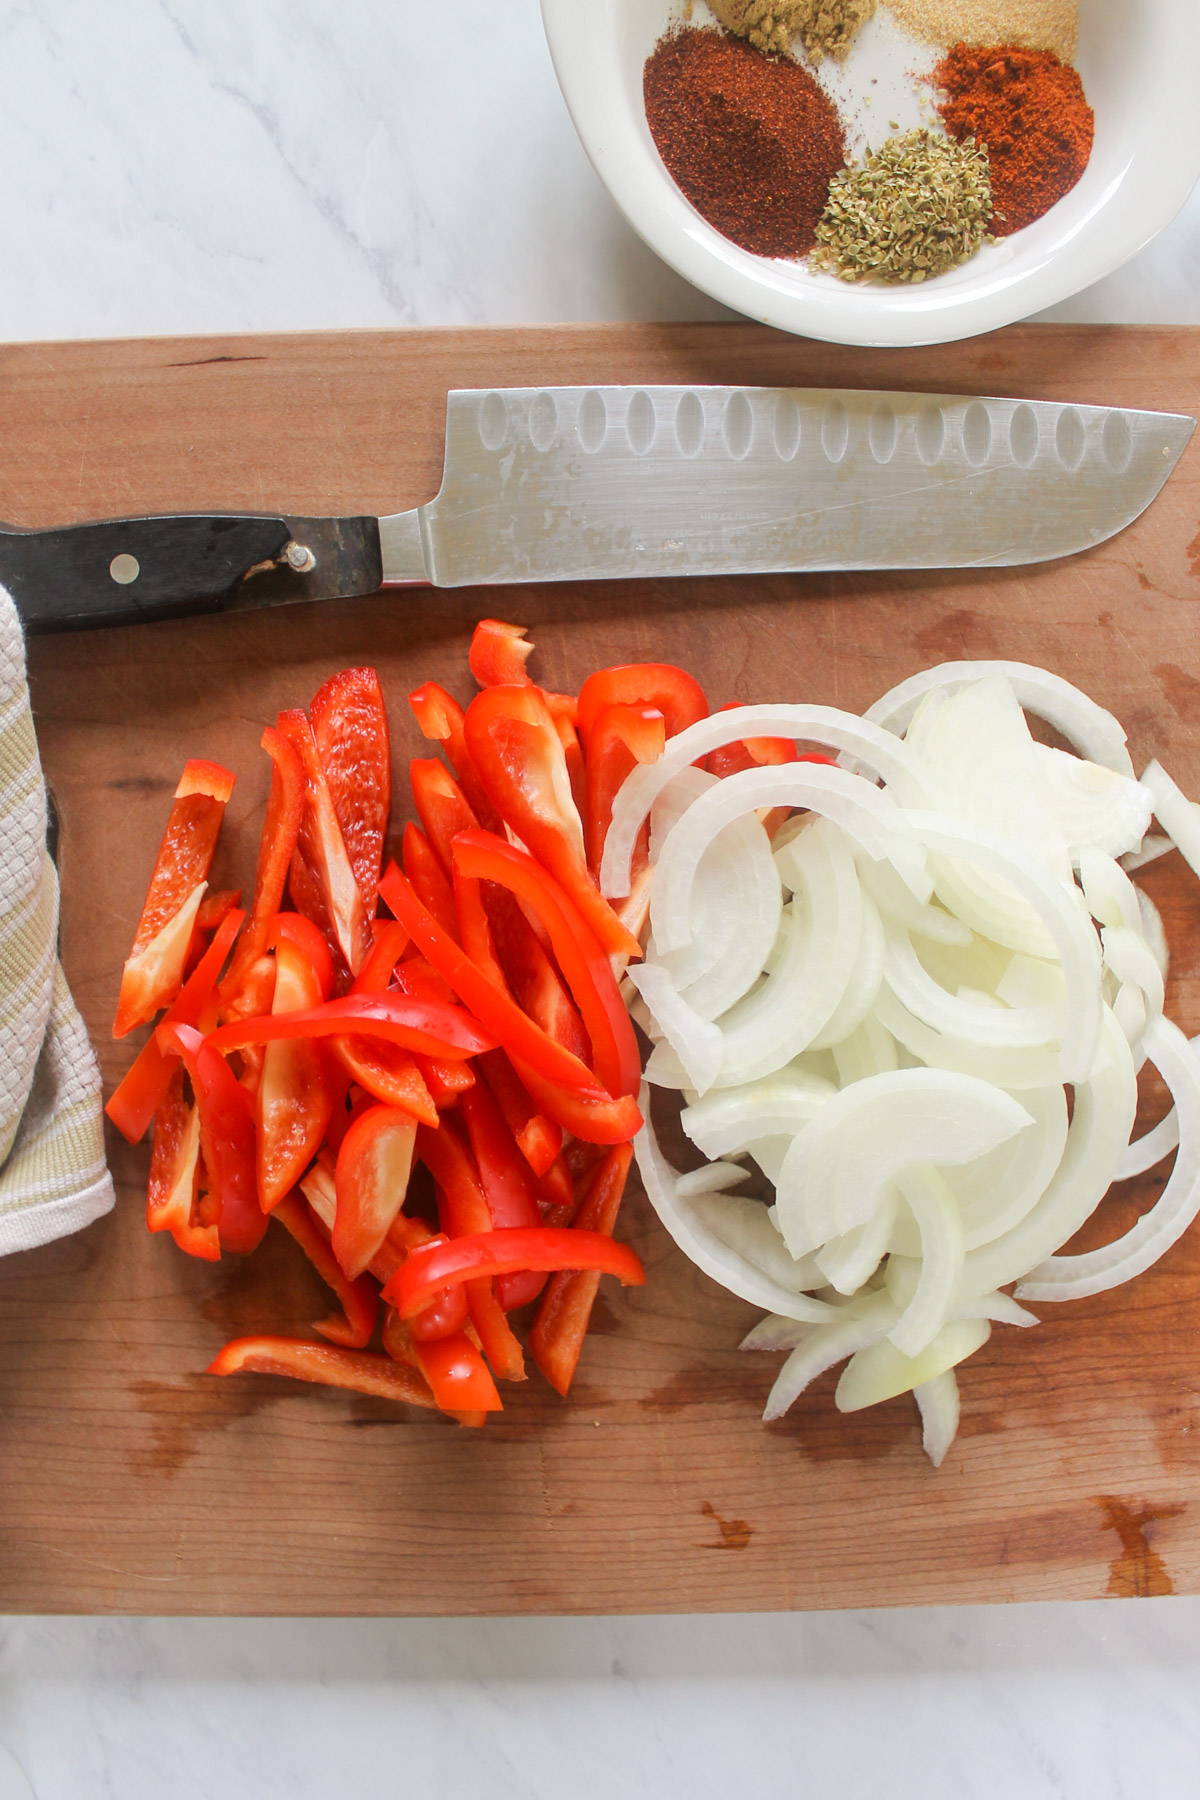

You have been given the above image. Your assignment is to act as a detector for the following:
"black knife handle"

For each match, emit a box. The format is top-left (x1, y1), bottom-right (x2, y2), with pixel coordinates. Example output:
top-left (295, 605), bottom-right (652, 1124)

top-left (4, 511), bottom-right (384, 633)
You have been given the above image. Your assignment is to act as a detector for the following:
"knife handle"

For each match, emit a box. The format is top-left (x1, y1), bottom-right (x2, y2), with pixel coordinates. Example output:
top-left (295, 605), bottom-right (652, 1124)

top-left (4, 511), bottom-right (383, 633)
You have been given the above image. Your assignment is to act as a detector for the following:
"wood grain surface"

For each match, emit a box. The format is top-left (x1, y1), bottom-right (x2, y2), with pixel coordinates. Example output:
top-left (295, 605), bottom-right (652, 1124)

top-left (8, 320), bottom-right (1200, 1617)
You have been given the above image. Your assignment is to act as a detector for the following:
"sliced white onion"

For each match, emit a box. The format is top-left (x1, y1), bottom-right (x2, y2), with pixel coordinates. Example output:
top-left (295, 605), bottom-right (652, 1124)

top-left (603, 703), bottom-right (932, 900)
top-left (809, 891), bottom-right (886, 1050)
top-left (835, 1319), bottom-right (991, 1413)
top-left (872, 985), bottom-right (1063, 1089)
top-left (635, 1091), bottom-right (836, 1321)
top-left (681, 1069), bottom-right (836, 1162)
top-left (903, 811), bottom-right (1101, 1082)
top-left (1141, 760), bottom-right (1200, 881)
top-left (1116, 1109), bottom-right (1179, 1180)
top-left (651, 764), bottom-right (927, 956)
top-left (915, 1372), bottom-right (960, 1468)
top-left (882, 916), bottom-right (1062, 1050)
top-left (1136, 889), bottom-right (1169, 980)
top-left (815, 1189), bottom-right (899, 1295)
top-left (887, 1166), bottom-right (964, 1357)
top-left (1121, 834), bottom-right (1172, 873)
top-left (673, 1161), bottom-right (752, 1199)
top-left (774, 1068), bottom-right (1033, 1255)
top-left (762, 1290), bottom-right (899, 1421)
top-left (858, 853), bottom-right (972, 946)
top-left (1101, 924), bottom-right (1164, 1027)
top-left (863, 660), bottom-right (1135, 777)
top-left (1016, 1016), bottom-right (1200, 1301)
top-left (1036, 745), bottom-right (1154, 861)
top-left (626, 962), bottom-right (724, 1094)
top-left (960, 1007), bottom-right (1137, 1297)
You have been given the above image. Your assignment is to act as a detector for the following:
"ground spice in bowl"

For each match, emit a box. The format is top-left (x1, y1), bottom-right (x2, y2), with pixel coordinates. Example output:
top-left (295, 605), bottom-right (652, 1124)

top-left (811, 128), bottom-right (992, 281)
top-left (643, 27), bottom-right (847, 258)
top-left (882, 0), bottom-right (1078, 62)
top-left (935, 45), bottom-right (1094, 235)
top-left (708, 0), bottom-right (877, 63)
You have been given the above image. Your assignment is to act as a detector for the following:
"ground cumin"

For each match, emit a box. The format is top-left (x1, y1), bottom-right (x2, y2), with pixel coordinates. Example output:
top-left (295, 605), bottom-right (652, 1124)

top-left (643, 28), bottom-right (847, 259)
top-left (935, 44), bottom-right (1093, 235)
top-left (708, 0), bottom-right (877, 63)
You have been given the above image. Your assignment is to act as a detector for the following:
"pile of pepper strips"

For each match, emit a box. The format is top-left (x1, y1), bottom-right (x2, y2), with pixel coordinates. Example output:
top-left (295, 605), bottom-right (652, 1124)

top-left (105, 624), bottom-right (727, 1424)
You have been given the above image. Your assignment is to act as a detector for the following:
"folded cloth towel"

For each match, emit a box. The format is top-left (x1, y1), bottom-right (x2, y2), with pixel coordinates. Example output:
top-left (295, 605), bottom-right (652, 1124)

top-left (0, 588), bottom-right (114, 1253)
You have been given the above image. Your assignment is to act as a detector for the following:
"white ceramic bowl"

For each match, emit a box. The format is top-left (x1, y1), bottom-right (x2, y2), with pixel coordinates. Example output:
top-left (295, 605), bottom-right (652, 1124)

top-left (542, 0), bottom-right (1200, 347)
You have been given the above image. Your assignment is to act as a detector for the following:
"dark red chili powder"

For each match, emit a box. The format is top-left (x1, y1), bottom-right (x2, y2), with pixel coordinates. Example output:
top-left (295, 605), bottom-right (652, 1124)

top-left (643, 28), bottom-right (847, 260)
top-left (935, 44), bottom-right (1094, 236)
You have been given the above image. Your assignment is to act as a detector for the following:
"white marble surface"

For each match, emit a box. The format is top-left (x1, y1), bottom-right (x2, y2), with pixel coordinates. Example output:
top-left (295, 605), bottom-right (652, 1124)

top-left (3, 4), bottom-right (1200, 1796)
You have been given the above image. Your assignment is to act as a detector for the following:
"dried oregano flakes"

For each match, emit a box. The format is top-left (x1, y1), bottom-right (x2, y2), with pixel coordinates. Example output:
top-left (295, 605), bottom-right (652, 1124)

top-left (810, 129), bottom-right (994, 283)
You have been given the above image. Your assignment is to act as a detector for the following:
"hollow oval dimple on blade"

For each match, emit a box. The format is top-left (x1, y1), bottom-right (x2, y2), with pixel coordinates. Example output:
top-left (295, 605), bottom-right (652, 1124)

top-left (869, 403), bottom-right (897, 465)
top-left (962, 401), bottom-right (992, 468)
top-left (774, 393), bottom-right (802, 462)
top-left (529, 391), bottom-right (558, 453)
top-left (478, 392), bottom-right (509, 453)
top-left (627, 390), bottom-right (657, 457)
top-left (1056, 406), bottom-right (1086, 472)
top-left (822, 398), bottom-right (849, 464)
top-left (578, 389), bottom-right (608, 455)
top-left (1010, 403), bottom-right (1040, 469)
top-left (675, 390), bottom-right (705, 458)
top-left (916, 405), bottom-right (945, 467)
top-left (1103, 409), bottom-right (1134, 473)
top-left (724, 391), bottom-right (754, 461)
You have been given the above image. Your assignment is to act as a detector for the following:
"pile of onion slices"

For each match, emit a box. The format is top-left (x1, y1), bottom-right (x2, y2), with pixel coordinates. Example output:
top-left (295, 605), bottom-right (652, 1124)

top-left (603, 661), bottom-right (1200, 1466)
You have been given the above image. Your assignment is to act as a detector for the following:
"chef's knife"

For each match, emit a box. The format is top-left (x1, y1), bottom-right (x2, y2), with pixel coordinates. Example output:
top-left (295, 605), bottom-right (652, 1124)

top-left (10, 385), bottom-right (1194, 632)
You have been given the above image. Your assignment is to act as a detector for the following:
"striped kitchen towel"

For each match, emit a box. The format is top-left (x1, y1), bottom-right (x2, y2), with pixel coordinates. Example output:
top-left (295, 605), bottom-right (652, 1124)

top-left (0, 587), bottom-right (114, 1253)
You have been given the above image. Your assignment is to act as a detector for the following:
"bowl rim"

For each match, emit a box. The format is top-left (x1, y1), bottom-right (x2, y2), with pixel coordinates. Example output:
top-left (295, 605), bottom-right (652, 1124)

top-left (541, 0), bottom-right (1200, 348)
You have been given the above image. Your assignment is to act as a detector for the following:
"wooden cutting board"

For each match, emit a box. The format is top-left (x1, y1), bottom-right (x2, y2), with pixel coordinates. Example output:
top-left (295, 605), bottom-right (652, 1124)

top-left (7, 320), bottom-right (1200, 1617)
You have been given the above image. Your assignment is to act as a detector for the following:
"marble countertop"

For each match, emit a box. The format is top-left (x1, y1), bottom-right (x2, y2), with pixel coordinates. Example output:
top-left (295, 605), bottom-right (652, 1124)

top-left (2, 3), bottom-right (1199, 1796)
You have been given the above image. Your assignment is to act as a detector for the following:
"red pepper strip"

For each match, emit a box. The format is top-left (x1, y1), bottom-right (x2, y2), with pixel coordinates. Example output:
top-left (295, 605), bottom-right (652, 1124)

top-left (583, 704), bottom-right (665, 875)
top-left (468, 618), bottom-right (534, 688)
top-left (529, 1143), bottom-right (634, 1397)
top-left (479, 1050), bottom-right (562, 1179)
top-left (384, 1228), bottom-right (645, 1317)
top-left (505, 1053), bottom-right (641, 1147)
top-left (452, 831), bottom-right (641, 1101)
top-left (220, 726), bottom-right (306, 1009)
top-left (272, 1192), bottom-right (379, 1349)
top-left (413, 1331), bottom-right (503, 1416)
top-left (543, 690), bottom-right (587, 820)
top-left (407, 681), bottom-right (504, 833)
top-left (464, 684), bottom-right (641, 961)
top-left (576, 662), bottom-right (709, 751)
top-left (146, 1065), bottom-right (220, 1260)
top-left (457, 1081), bottom-right (546, 1308)
top-left (391, 956), bottom-right (460, 1009)
top-left (415, 1055), bottom-right (475, 1108)
top-left (302, 1151), bottom-right (434, 1268)
top-left (410, 757), bottom-right (478, 875)
top-left (383, 864), bottom-right (636, 1130)
top-left (310, 666), bottom-right (391, 921)
top-left (452, 864), bottom-right (508, 993)
top-left (333, 1103), bottom-right (419, 1281)
top-left (206, 991), bottom-right (493, 1060)
top-left (352, 922), bottom-right (410, 995)
top-left (228, 954), bottom-right (276, 1098)
top-left (207, 1335), bottom-right (438, 1407)
top-left (465, 1278), bottom-right (526, 1380)
top-left (277, 707), bottom-right (372, 982)
top-left (156, 1022), bottom-right (267, 1254)
top-left (184, 887), bottom-right (243, 977)
top-left (256, 938), bottom-right (336, 1211)
top-left (402, 822), bottom-right (460, 941)
top-left (268, 913), bottom-right (335, 1001)
top-left (538, 1151), bottom-right (577, 1226)
top-left (330, 1037), bottom-right (438, 1126)
top-left (107, 906), bottom-right (246, 1144)
top-left (478, 876), bottom-right (591, 1068)
top-left (114, 757), bottom-right (236, 1036)
top-left (418, 1117), bottom-right (493, 1236)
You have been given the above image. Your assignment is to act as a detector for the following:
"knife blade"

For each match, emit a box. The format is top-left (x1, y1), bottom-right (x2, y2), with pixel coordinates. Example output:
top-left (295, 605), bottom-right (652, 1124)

top-left (10, 386), bottom-right (1194, 632)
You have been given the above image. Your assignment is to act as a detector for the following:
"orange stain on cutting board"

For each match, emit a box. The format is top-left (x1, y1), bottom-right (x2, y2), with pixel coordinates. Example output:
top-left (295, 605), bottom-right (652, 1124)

top-left (700, 1501), bottom-right (754, 1550)
top-left (1094, 1497), bottom-right (1183, 1597)
top-left (1186, 526), bottom-right (1200, 582)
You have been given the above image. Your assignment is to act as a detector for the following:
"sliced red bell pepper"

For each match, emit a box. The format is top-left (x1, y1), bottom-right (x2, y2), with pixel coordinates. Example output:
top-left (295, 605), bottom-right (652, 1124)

top-left (114, 757), bottom-right (236, 1037)
top-left (468, 619), bottom-right (533, 688)
top-left (220, 726), bottom-right (305, 1007)
top-left (329, 1037), bottom-right (438, 1126)
top-left (146, 1065), bottom-right (220, 1260)
top-left (277, 707), bottom-right (372, 982)
top-left (576, 662), bottom-right (708, 749)
top-left (478, 1050), bottom-right (562, 1179)
top-left (268, 912), bottom-right (336, 1001)
top-left (407, 681), bottom-right (502, 832)
top-left (302, 1151), bottom-right (434, 1273)
top-left (452, 831), bottom-right (641, 1100)
top-left (384, 1227), bottom-right (645, 1317)
top-left (507, 1053), bottom-right (641, 1147)
top-left (256, 937), bottom-right (336, 1211)
top-left (156, 1022), bottom-right (267, 1254)
top-left (206, 990), bottom-right (492, 1061)
top-left (706, 707), bottom-right (802, 779)
top-left (412, 1331), bottom-right (502, 1416)
top-left (272, 1191), bottom-right (379, 1349)
top-left (414, 1055), bottom-right (475, 1108)
top-left (226, 953), bottom-right (277, 1098)
top-left (583, 703), bottom-right (665, 874)
top-left (107, 905), bottom-right (245, 1145)
top-left (543, 690), bottom-right (587, 819)
top-left (452, 864), bottom-right (508, 993)
top-left (457, 1079), bottom-right (546, 1309)
top-left (402, 822), bottom-right (460, 942)
top-left (310, 666), bottom-right (391, 920)
top-left (333, 1103), bottom-right (419, 1281)
top-left (417, 1117), bottom-right (493, 1236)
top-left (352, 921), bottom-right (410, 996)
top-left (410, 758), bottom-right (477, 876)
top-left (379, 865), bottom-right (636, 1133)
top-left (184, 887), bottom-right (243, 977)
top-left (208, 1335), bottom-right (437, 1407)
top-left (463, 684), bottom-right (640, 960)
top-left (537, 1149), bottom-right (577, 1226)
top-left (465, 1278), bottom-right (526, 1381)
top-left (529, 1142), bottom-right (634, 1396)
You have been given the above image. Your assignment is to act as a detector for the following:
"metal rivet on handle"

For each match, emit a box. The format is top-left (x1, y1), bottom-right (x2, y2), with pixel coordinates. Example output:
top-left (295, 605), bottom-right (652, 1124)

top-left (109, 553), bottom-right (140, 584)
top-left (284, 541), bottom-right (316, 573)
